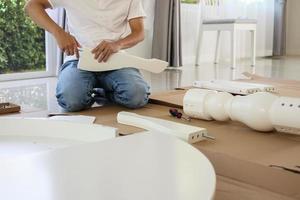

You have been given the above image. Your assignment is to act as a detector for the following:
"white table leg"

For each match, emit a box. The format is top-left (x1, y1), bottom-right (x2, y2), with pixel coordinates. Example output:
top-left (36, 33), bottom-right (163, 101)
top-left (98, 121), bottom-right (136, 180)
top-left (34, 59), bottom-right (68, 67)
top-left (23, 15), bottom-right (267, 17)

top-left (195, 26), bottom-right (204, 66)
top-left (214, 31), bottom-right (221, 64)
top-left (251, 29), bottom-right (257, 74)
top-left (231, 29), bottom-right (237, 80)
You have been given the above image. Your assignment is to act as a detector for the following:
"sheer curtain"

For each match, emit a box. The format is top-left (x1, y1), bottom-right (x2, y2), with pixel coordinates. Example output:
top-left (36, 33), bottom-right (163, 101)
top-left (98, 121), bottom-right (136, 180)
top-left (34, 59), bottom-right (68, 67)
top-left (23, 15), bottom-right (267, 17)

top-left (57, 9), bottom-right (67, 68)
top-left (46, 8), bottom-right (66, 75)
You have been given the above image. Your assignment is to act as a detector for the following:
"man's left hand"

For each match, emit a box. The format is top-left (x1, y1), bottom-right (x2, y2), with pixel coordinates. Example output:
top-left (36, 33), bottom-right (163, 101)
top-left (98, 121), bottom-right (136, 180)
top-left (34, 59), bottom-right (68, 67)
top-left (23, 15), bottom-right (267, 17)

top-left (91, 40), bottom-right (121, 63)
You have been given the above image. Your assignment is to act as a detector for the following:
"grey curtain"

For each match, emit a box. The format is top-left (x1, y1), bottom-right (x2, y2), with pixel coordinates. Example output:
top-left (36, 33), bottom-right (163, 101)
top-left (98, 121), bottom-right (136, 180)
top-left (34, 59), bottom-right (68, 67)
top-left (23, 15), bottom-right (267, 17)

top-left (273, 0), bottom-right (287, 56)
top-left (152, 0), bottom-right (182, 67)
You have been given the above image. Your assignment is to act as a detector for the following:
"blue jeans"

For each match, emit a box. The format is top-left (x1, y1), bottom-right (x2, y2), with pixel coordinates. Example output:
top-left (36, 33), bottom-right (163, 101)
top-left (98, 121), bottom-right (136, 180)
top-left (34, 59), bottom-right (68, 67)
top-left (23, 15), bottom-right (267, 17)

top-left (56, 60), bottom-right (150, 112)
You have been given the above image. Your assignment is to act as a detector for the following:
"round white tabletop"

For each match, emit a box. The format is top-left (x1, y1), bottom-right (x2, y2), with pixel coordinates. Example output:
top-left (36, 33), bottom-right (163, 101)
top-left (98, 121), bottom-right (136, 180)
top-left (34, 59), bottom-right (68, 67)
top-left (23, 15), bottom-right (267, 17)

top-left (0, 119), bottom-right (216, 200)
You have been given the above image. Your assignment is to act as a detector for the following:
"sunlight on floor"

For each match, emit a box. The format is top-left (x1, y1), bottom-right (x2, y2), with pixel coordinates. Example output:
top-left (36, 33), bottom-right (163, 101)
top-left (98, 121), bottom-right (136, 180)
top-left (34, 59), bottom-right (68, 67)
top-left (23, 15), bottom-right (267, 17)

top-left (1, 56), bottom-right (300, 117)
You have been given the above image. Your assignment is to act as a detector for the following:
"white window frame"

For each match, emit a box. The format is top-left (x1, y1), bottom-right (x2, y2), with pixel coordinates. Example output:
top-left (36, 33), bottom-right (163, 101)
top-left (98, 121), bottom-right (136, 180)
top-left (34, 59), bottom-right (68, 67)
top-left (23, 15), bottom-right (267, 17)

top-left (0, 9), bottom-right (61, 82)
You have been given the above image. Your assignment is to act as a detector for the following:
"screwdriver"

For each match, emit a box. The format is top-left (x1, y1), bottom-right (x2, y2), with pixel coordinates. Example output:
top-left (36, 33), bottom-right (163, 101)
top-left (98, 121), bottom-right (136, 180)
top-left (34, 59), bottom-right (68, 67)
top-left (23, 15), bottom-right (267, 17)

top-left (169, 108), bottom-right (191, 121)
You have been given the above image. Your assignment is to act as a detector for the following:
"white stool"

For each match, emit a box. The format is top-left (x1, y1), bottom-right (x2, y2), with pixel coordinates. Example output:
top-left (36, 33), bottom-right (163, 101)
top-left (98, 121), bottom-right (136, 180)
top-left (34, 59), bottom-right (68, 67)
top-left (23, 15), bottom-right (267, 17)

top-left (195, 19), bottom-right (257, 80)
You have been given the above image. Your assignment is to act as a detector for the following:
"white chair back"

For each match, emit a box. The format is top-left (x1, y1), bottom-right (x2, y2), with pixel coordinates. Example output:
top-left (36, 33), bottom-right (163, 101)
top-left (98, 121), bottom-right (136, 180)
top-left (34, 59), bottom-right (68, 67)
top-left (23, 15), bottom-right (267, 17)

top-left (200, 0), bottom-right (224, 20)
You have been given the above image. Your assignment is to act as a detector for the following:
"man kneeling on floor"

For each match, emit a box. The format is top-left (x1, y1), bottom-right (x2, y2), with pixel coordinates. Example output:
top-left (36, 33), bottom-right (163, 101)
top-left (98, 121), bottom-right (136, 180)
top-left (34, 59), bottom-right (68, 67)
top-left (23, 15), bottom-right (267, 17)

top-left (25, 0), bottom-right (150, 112)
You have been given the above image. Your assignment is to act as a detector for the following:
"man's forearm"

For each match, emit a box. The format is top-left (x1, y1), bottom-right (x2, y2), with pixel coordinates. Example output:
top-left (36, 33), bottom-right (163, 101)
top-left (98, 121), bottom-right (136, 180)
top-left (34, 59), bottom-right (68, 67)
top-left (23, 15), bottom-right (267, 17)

top-left (116, 31), bottom-right (145, 50)
top-left (25, 0), bottom-right (81, 57)
top-left (25, 0), bottom-right (61, 36)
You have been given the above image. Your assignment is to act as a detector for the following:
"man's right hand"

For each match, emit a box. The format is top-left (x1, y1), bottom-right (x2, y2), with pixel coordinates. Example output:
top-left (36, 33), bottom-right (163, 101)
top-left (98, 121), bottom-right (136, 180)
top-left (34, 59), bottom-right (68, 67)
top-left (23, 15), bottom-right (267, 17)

top-left (53, 28), bottom-right (81, 58)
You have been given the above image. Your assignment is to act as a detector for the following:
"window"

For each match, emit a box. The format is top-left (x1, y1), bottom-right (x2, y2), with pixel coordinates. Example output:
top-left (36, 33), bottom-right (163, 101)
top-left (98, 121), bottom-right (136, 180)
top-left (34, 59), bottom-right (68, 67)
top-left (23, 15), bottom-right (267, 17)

top-left (0, 0), bottom-right (58, 81)
top-left (181, 0), bottom-right (220, 5)
top-left (181, 0), bottom-right (199, 4)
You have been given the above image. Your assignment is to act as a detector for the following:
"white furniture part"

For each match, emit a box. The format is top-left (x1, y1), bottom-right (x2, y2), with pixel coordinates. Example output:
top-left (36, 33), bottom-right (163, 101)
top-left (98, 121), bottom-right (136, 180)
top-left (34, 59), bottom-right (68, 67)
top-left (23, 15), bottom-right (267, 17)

top-left (0, 133), bottom-right (216, 200)
top-left (183, 89), bottom-right (235, 122)
top-left (117, 111), bottom-right (210, 144)
top-left (49, 115), bottom-right (96, 124)
top-left (183, 88), bottom-right (300, 135)
top-left (0, 118), bottom-right (117, 158)
top-left (193, 80), bottom-right (276, 95)
top-left (269, 98), bottom-right (300, 135)
top-left (195, 19), bottom-right (257, 80)
top-left (78, 48), bottom-right (168, 74)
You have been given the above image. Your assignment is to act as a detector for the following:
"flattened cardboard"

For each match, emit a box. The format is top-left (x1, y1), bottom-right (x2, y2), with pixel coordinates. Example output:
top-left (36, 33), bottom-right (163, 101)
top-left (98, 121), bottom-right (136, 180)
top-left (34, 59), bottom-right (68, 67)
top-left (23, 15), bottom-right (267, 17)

top-left (242, 72), bottom-right (300, 97)
top-left (76, 75), bottom-right (300, 199)
top-left (146, 76), bottom-right (300, 199)
top-left (215, 175), bottom-right (296, 200)
top-left (149, 89), bottom-right (186, 108)
top-left (77, 103), bottom-right (300, 199)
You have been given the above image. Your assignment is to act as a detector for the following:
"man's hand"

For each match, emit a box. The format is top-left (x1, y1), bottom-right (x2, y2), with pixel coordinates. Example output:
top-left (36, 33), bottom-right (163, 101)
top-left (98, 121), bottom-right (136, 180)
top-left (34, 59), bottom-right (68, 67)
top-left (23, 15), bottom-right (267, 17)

top-left (53, 28), bottom-right (81, 58)
top-left (91, 41), bottom-right (121, 63)
top-left (91, 18), bottom-right (144, 63)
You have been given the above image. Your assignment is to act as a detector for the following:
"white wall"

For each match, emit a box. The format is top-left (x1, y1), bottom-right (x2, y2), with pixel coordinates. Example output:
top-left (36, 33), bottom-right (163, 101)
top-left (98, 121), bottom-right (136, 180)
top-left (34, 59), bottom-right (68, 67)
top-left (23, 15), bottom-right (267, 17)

top-left (126, 0), bottom-right (155, 58)
top-left (126, 0), bottom-right (155, 85)
top-left (181, 0), bottom-right (275, 65)
top-left (286, 0), bottom-right (300, 55)
top-left (128, 0), bottom-right (275, 65)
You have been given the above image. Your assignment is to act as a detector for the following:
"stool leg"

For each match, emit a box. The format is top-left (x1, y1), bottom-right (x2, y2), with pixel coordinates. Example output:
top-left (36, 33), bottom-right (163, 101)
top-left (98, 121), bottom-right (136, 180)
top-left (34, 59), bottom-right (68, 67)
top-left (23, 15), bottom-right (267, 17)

top-left (251, 30), bottom-right (257, 74)
top-left (214, 31), bottom-right (221, 64)
top-left (195, 28), bottom-right (204, 66)
top-left (231, 30), bottom-right (237, 80)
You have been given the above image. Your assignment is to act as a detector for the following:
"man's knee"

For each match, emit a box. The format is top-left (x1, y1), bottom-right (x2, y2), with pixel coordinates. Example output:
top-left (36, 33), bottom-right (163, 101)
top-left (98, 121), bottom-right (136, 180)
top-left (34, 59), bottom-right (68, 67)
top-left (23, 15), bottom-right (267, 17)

top-left (56, 88), bottom-right (92, 112)
top-left (115, 82), bottom-right (150, 109)
top-left (56, 61), bottom-right (96, 112)
top-left (56, 83), bottom-right (94, 112)
top-left (56, 77), bottom-right (94, 112)
top-left (124, 83), bottom-right (149, 109)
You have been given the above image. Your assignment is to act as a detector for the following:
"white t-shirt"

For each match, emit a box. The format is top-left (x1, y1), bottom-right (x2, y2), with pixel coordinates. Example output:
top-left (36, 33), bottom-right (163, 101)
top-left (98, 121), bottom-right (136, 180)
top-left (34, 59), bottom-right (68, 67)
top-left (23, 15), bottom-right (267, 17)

top-left (49, 0), bottom-right (146, 48)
